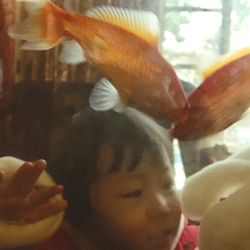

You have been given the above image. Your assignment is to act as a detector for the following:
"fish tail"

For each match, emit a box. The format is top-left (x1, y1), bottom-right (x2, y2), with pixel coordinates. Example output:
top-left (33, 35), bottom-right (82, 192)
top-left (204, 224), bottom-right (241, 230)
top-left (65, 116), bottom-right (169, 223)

top-left (8, 0), bottom-right (65, 50)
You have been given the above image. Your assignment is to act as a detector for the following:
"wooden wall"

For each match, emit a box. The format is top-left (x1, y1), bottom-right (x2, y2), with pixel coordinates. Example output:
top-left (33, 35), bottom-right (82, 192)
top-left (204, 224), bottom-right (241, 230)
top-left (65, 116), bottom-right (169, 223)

top-left (0, 0), bottom-right (165, 160)
top-left (0, 0), bottom-right (15, 111)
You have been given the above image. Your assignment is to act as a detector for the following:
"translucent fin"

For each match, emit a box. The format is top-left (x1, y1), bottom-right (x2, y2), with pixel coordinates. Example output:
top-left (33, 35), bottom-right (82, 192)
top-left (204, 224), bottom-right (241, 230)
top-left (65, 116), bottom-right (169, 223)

top-left (89, 78), bottom-right (125, 112)
top-left (22, 0), bottom-right (49, 12)
top-left (21, 40), bottom-right (60, 50)
top-left (203, 47), bottom-right (250, 78)
top-left (195, 50), bottom-right (218, 79)
top-left (86, 6), bottom-right (159, 45)
top-left (8, 15), bottom-right (42, 42)
top-left (9, 0), bottom-right (63, 51)
top-left (59, 39), bottom-right (86, 64)
top-left (9, 0), bottom-right (50, 41)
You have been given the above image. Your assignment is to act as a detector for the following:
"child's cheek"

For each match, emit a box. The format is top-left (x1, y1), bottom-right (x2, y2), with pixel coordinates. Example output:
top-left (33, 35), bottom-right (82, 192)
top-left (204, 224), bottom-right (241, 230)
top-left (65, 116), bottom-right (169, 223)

top-left (107, 212), bottom-right (149, 249)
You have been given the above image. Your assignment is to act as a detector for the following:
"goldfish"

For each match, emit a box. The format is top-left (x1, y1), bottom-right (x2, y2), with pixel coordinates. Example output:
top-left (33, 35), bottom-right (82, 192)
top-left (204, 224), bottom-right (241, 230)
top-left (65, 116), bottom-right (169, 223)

top-left (9, 0), bottom-right (188, 123)
top-left (171, 48), bottom-right (250, 140)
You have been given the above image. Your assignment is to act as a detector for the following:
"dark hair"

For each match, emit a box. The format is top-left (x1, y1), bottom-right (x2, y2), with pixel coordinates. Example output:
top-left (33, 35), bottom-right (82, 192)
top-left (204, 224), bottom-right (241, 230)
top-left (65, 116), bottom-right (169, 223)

top-left (48, 107), bottom-right (172, 230)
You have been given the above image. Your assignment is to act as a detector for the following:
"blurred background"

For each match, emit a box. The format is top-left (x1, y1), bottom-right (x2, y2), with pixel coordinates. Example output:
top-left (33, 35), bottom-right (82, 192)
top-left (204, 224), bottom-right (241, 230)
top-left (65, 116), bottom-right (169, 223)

top-left (1, 0), bottom-right (250, 188)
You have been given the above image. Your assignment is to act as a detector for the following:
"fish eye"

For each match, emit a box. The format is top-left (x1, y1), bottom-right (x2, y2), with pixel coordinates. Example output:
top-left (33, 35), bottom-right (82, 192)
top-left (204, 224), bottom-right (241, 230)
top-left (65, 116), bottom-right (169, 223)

top-left (121, 190), bottom-right (143, 199)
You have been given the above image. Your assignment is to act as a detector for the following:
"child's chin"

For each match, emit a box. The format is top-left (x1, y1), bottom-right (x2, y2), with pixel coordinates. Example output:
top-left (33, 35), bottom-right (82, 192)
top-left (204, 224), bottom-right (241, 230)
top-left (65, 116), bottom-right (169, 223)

top-left (148, 238), bottom-right (171, 250)
top-left (130, 237), bottom-right (171, 250)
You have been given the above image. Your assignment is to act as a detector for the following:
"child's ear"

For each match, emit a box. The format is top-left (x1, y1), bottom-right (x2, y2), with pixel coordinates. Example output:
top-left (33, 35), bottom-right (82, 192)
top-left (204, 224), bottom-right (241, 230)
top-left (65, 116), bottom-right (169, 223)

top-left (0, 157), bottom-right (64, 249)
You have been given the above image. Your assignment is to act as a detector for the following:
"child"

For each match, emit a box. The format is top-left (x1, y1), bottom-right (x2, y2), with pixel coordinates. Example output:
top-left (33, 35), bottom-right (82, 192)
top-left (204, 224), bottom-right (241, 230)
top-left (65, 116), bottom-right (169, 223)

top-left (48, 107), bottom-right (199, 250)
top-left (0, 107), bottom-right (199, 250)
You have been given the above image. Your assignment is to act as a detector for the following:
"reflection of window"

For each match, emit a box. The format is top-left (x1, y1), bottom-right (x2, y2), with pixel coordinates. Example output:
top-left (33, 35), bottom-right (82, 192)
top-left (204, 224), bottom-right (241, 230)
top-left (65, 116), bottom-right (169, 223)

top-left (161, 0), bottom-right (233, 84)
top-left (161, 0), bottom-right (250, 154)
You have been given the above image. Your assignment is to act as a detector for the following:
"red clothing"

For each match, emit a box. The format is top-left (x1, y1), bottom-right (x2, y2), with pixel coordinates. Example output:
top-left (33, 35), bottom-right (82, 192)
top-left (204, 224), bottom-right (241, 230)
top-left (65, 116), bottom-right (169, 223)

top-left (28, 216), bottom-right (199, 250)
top-left (175, 216), bottom-right (199, 250)
top-left (31, 227), bottom-right (78, 250)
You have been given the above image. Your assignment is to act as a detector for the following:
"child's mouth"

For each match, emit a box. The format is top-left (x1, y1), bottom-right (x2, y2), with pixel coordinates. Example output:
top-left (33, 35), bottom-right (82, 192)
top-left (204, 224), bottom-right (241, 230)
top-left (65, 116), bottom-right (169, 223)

top-left (148, 229), bottom-right (173, 248)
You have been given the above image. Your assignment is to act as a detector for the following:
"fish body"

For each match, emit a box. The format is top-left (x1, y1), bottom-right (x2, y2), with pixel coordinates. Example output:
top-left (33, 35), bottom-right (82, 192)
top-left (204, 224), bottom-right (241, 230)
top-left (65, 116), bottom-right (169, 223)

top-left (9, 1), bottom-right (188, 123)
top-left (171, 51), bottom-right (250, 140)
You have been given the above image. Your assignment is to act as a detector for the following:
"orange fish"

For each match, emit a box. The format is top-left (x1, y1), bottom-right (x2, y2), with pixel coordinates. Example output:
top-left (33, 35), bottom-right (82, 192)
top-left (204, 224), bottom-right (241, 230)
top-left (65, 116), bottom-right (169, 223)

top-left (171, 48), bottom-right (250, 140)
top-left (9, 0), bottom-right (188, 123)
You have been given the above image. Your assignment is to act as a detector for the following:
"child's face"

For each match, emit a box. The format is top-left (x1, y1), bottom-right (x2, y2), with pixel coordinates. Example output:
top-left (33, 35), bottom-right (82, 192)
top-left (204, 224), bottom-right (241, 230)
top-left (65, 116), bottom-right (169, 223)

top-left (90, 144), bottom-right (181, 250)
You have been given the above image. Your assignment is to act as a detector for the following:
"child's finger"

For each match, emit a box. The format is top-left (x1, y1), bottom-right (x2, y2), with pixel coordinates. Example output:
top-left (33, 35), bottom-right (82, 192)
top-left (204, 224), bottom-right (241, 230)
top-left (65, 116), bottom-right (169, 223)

top-left (10, 160), bottom-right (46, 196)
top-left (28, 185), bottom-right (64, 208)
top-left (23, 199), bottom-right (68, 223)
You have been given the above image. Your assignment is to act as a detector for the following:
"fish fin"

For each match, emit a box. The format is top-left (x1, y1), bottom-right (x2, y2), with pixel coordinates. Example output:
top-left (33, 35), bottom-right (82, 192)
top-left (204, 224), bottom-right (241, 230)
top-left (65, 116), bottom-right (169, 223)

top-left (59, 39), bottom-right (87, 64)
top-left (195, 50), bottom-right (218, 79)
top-left (202, 47), bottom-right (250, 78)
top-left (20, 0), bottom-right (49, 12)
top-left (86, 6), bottom-right (159, 45)
top-left (8, 0), bottom-right (64, 50)
top-left (89, 78), bottom-right (125, 112)
top-left (21, 40), bottom-right (61, 50)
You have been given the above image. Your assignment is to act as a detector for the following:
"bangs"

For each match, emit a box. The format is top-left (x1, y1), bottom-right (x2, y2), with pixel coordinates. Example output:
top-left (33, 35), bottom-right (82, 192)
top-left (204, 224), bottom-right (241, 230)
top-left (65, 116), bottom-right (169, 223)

top-left (104, 126), bottom-right (171, 173)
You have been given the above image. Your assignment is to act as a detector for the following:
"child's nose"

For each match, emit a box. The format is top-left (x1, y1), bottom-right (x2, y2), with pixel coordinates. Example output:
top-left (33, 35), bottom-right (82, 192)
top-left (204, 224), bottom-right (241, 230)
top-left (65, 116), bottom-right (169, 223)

top-left (146, 192), bottom-right (171, 220)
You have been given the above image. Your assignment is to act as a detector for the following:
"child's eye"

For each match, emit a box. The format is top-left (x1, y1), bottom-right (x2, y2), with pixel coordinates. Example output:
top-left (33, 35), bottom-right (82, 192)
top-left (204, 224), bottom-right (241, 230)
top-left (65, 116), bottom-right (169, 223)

top-left (121, 190), bottom-right (143, 199)
top-left (162, 182), bottom-right (173, 190)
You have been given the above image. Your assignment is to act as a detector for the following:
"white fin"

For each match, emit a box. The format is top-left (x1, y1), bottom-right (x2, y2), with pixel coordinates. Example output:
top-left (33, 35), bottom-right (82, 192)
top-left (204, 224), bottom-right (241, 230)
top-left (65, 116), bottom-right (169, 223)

top-left (89, 78), bottom-right (125, 112)
top-left (195, 50), bottom-right (218, 78)
top-left (86, 6), bottom-right (159, 45)
top-left (8, 0), bottom-right (62, 51)
top-left (22, 0), bottom-right (49, 12)
top-left (21, 40), bottom-right (60, 50)
top-left (196, 47), bottom-right (250, 78)
top-left (59, 39), bottom-right (86, 64)
top-left (8, 15), bottom-right (42, 42)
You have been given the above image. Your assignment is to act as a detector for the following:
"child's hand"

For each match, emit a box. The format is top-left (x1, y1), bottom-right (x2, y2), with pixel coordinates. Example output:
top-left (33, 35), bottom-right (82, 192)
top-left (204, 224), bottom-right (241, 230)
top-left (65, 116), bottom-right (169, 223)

top-left (0, 159), bottom-right (67, 223)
